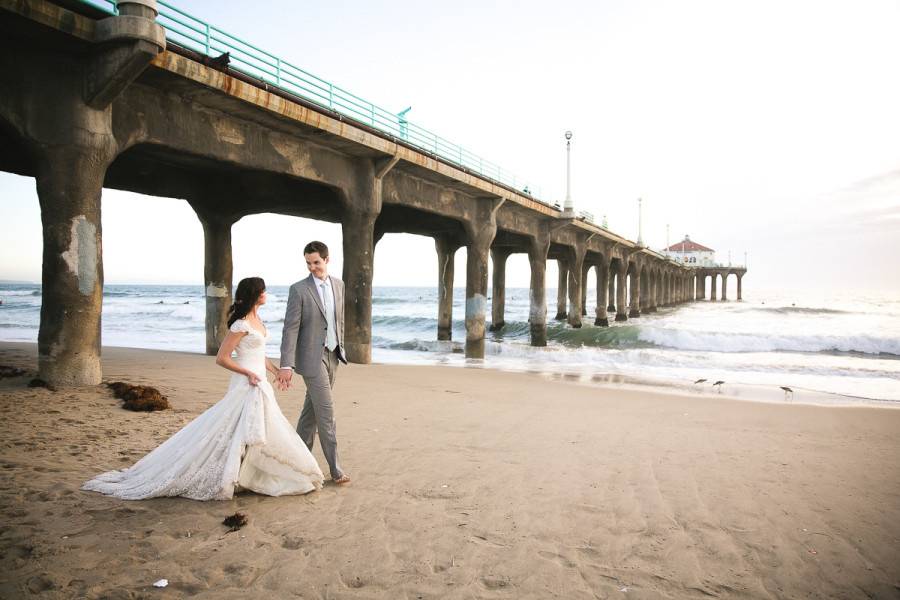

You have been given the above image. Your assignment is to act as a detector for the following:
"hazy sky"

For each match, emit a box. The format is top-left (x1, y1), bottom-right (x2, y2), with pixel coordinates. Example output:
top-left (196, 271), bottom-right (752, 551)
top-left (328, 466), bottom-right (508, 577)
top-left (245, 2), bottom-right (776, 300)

top-left (2, 0), bottom-right (899, 293)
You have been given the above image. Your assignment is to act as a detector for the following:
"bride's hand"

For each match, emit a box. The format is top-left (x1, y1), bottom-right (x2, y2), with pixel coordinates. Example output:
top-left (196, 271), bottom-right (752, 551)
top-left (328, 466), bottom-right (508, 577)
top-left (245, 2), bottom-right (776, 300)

top-left (246, 372), bottom-right (261, 386)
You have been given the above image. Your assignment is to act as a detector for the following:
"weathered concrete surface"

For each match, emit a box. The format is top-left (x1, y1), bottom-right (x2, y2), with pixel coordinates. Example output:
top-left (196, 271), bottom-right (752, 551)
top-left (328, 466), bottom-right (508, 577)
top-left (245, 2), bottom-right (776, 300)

top-left (737, 274), bottom-right (743, 301)
top-left (434, 235), bottom-right (459, 341)
top-left (595, 263), bottom-right (610, 326)
top-left (463, 201), bottom-right (499, 359)
top-left (615, 267), bottom-right (628, 322)
top-left (489, 247), bottom-right (511, 332)
top-left (190, 202), bottom-right (238, 355)
top-left (710, 273), bottom-right (718, 302)
top-left (35, 146), bottom-right (112, 386)
top-left (607, 274), bottom-right (616, 313)
top-left (555, 260), bottom-right (568, 321)
top-left (628, 266), bottom-right (642, 318)
top-left (341, 165), bottom-right (381, 364)
top-left (527, 231), bottom-right (550, 346)
top-left (566, 241), bottom-right (586, 329)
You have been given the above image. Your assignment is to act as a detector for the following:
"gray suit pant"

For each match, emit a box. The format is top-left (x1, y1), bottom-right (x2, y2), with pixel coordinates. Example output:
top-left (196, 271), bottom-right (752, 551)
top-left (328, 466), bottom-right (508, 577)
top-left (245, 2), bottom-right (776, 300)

top-left (298, 348), bottom-right (343, 480)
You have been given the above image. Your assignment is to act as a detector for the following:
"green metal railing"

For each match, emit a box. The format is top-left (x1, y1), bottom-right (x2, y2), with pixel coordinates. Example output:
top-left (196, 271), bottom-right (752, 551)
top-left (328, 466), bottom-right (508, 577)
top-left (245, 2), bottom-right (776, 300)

top-left (80, 0), bottom-right (544, 200)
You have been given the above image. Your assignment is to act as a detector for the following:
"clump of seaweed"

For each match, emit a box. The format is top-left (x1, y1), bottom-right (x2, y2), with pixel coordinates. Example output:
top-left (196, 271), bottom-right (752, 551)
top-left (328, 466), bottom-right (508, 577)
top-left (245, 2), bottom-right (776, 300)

top-left (223, 513), bottom-right (248, 532)
top-left (106, 381), bottom-right (170, 411)
top-left (27, 378), bottom-right (55, 391)
top-left (0, 365), bottom-right (27, 379)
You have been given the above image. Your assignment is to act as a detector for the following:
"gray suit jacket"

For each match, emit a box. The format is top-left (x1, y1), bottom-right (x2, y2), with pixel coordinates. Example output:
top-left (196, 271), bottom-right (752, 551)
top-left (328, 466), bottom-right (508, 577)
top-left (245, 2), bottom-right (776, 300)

top-left (280, 274), bottom-right (347, 377)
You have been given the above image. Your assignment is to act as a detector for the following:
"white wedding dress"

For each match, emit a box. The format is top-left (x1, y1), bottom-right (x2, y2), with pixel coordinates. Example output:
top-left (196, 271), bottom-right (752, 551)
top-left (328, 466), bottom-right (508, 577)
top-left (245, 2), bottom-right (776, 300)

top-left (82, 319), bottom-right (324, 500)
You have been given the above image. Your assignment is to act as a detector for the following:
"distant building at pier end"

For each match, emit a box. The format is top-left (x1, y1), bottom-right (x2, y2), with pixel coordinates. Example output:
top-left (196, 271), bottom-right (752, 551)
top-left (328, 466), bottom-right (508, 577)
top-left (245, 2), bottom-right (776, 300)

top-left (663, 235), bottom-right (715, 266)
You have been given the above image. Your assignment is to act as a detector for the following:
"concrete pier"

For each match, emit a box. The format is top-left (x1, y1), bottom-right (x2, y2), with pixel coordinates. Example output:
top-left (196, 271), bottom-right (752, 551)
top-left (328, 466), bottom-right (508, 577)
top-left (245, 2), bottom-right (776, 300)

top-left (462, 203), bottom-right (498, 359)
top-left (628, 265), bottom-right (641, 318)
top-left (580, 263), bottom-right (590, 317)
top-left (35, 146), bottom-right (112, 386)
top-left (607, 274), bottom-right (616, 313)
top-left (555, 260), bottom-right (568, 320)
top-left (721, 273), bottom-right (729, 301)
top-left (0, 0), bottom-right (749, 384)
top-left (489, 247), bottom-right (511, 332)
top-left (434, 235), bottom-right (459, 341)
top-left (190, 202), bottom-right (238, 355)
top-left (595, 263), bottom-right (610, 326)
top-left (342, 205), bottom-right (379, 364)
top-left (566, 243), bottom-right (586, 329)
top-left (527, 232), bottom-right (550, 346)
top-left (615, 266), bottom-right (628, 322)
top-left (710, 273), bottom-right (718, 302)
top-left (737, 274), bottom-right (743, 301)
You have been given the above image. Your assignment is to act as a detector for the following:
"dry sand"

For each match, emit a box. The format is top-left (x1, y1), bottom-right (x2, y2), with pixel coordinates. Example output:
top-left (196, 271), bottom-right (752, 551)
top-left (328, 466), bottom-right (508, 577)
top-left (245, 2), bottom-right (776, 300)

top-left (1, 341), bottom-right (898, 599)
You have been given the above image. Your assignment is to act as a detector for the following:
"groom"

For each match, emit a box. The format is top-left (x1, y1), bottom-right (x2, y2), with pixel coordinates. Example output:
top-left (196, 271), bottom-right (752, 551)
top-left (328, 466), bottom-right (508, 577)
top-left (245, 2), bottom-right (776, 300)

top-left (277, 241), bottom-right (350, 485)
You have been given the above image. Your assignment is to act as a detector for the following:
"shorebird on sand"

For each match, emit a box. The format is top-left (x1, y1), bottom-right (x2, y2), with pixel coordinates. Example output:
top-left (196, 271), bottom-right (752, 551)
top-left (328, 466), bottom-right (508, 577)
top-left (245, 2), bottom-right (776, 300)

top-left (780, 386), bottom-right (794, 400)
top-left (712, 381), bottom-right (725, 393)
top-left (694, 378), bottom-right (707, 384)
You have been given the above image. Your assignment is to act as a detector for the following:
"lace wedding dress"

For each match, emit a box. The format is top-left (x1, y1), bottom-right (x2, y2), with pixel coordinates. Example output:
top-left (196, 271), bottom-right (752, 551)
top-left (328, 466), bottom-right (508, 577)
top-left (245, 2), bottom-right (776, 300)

top-left (82, 319), bottom-right (324, 500)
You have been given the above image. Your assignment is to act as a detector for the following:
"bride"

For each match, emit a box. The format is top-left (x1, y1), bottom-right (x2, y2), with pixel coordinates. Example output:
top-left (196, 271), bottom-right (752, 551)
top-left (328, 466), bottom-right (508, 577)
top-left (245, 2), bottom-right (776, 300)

top-left (83, 277), bottom-right (324, 500)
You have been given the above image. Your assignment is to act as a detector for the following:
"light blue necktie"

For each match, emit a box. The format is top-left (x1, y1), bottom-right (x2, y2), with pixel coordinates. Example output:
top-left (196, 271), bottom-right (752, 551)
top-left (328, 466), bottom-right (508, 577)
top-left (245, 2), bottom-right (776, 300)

top-left (321, 281), bottom-right (338, 351)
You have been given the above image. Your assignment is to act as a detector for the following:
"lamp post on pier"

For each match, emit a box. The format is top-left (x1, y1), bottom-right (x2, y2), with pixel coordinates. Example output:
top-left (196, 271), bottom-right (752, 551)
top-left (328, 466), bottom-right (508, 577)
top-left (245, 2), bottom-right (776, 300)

top-left (563, 130), bottom-right (573, 216)
top-left (637, 197), bottom-right (644, 247)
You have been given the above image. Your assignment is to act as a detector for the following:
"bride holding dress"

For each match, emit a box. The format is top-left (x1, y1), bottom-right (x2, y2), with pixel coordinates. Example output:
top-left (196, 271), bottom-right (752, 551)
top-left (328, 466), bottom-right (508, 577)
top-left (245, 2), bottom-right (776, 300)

top-left (83, 277), bottom-right (324, 501)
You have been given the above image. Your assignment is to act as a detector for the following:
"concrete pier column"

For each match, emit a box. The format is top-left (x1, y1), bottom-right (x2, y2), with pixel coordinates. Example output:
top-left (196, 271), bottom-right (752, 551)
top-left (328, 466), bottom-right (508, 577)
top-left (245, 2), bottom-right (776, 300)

top-left (567, 242), bottom-right (586, 328)
top-left (191, 204), bottom-right (238, 355)
top-left (580, 262), bottom-right (590, 317)
top-left (646, 273), bottom-right (657, 313)
top-left (595, 263), bottom-right (610, 326)
top-left (737, 274), bottom-right (743, 301)
top-left (699, 274), bottom-right (706, 301)
top-left (434, 235), bottom-right (459, 341)
top-left (489, 247), bottom-right (511, 332)
top-left (342, 208), bottom-right (378, 363)
top-left (527, 231), bottom-right (551, 346)
top-left (629, 267), bottom-right (642, 318)
top-left (462, 203), bottom-right (499, 358)
top-left (615, 267), bottom-right (628, 322)
top-left (555, 260), bottom-right (568, 320)
top-left (721, 273), bottom-right (728, 301)
top-left (710, 273), bottom-right (718, 302)
top-left (607, 273), bottom-right (616, 313)
top-left (35, 146), bottom-right (114, 386)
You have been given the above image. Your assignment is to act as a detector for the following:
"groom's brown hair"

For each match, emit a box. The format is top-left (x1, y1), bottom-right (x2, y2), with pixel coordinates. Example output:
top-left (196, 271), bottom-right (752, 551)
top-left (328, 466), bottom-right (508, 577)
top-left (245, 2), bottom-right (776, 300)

top-left (303, 241), bottom-right (329, 259)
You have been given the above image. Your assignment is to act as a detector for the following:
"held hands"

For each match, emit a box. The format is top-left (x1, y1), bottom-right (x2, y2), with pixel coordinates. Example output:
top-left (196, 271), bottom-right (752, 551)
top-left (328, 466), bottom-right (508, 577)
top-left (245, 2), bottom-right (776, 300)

top-left (246, 371), bottom-right (261, 386)
top-left (275, 369), bottom-right (293, 391)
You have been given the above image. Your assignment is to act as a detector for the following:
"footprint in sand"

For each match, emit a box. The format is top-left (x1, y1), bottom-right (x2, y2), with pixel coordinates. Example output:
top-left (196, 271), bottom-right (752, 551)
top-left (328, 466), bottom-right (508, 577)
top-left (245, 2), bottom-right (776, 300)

top-left (281, 535), bottom-right (305, 550)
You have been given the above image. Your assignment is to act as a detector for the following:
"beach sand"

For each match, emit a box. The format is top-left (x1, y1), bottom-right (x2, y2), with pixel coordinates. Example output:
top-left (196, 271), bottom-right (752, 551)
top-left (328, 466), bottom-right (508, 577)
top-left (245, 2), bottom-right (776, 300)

top-left (1, 341), bottom-right (898, 599)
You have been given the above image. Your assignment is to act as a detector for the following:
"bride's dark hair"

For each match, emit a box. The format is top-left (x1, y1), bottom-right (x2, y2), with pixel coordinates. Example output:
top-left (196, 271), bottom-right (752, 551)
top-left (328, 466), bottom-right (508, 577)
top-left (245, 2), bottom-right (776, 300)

top-left (227, 277), bottom-right (266, 327)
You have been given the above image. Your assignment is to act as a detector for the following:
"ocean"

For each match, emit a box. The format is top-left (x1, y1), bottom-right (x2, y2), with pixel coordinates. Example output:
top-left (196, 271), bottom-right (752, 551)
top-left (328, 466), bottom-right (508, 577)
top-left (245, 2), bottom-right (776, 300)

top-left (1, 283), bottom-right (899, 406)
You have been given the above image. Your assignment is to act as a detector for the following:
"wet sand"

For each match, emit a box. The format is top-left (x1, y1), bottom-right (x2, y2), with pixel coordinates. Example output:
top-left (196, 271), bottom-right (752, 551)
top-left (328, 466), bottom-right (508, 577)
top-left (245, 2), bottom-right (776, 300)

top-left (1, 341), bottom-right (899, 599)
